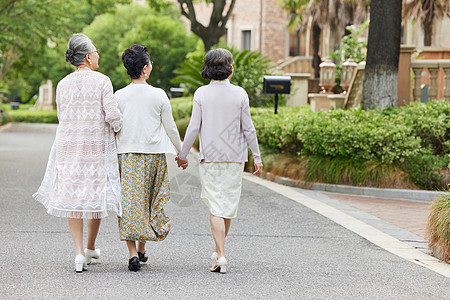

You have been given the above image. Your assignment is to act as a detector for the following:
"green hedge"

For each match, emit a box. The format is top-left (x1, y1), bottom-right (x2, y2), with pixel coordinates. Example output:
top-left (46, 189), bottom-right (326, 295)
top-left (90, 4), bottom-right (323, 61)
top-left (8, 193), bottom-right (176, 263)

top-left (9, 109), bottom-right (58, 124)
top-left (0, 110), bottom-right (10, 125)
top-left (171, 98), bottom-right (450, 190)
top-left (252, 101), bottom-right (450, 189)
top-left (171, 97), bottom-right (193, 120)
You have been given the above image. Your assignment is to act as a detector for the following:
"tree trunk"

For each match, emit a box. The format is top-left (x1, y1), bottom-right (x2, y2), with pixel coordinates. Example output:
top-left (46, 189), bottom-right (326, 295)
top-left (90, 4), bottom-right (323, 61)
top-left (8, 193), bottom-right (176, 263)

top-left (423, 19), bottom-right (433, 46)
top-left (312, 22), bottom-right (321, 79)
top-left (178, 0), bottom-right (236, 52)
top-left (423, 3), bottom-right (434, 47)
top-left (362, 0), bottom-right (402, 110)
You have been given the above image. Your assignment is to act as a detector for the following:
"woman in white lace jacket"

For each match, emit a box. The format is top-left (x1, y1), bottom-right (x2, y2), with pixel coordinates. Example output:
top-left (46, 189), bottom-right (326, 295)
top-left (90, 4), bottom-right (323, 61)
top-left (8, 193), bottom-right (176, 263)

top-left (33, 33), bottom-right (123, 273)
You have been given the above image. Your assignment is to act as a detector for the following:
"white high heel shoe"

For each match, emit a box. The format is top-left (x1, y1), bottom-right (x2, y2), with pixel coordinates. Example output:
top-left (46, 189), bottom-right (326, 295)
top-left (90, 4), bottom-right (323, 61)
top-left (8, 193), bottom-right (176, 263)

top-left (210, 256), bottom-right (227, 274)
top-left (210, 252), bottom-right (218, 266)
top-left (84, 248), bottom-right (100, 265)
top-left (75, 254), bottom-right (87, 273)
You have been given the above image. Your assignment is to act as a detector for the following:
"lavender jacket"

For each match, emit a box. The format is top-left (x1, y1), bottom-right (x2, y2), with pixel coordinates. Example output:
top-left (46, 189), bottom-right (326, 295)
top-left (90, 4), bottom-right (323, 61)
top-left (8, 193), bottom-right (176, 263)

top-left (179, 79), bottom-right (262, 164)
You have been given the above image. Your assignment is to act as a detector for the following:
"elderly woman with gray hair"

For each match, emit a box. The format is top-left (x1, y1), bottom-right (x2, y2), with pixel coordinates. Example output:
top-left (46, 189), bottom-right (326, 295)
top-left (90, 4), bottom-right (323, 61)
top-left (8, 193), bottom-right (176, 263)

top-left (176, 48), bottom-right (263, 274)
top-left (33, 33), bottom-right (122, 273)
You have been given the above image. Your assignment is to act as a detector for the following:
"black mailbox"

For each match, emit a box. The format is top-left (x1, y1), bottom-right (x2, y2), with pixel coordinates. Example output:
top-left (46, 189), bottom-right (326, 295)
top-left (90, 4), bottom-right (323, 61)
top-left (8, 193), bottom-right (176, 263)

top-left (263, 76), bottom-right (291, 94)
top-left (263, 76), bottom-right (291, 114)
top-left (10, 102), bottom-right (20, 110)
top-left (170, 87), bottom-right (184, 98)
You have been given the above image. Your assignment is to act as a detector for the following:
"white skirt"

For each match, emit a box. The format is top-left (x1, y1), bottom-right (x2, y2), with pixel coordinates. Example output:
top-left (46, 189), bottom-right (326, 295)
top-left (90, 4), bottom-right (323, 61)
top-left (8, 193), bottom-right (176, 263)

top-left (199, 162), bottom-right (245, 219)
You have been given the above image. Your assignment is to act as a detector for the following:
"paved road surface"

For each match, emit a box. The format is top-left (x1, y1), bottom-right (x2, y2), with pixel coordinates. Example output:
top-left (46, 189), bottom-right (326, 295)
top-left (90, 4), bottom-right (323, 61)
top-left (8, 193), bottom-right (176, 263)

top-left (1, 123), bottom-right (449, 299)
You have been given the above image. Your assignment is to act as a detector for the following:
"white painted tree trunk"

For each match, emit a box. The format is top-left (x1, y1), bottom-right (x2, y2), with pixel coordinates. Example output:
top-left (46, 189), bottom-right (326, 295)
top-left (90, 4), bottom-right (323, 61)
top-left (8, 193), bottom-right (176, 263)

top-left (362, 69), bottom-right (398, 110)
top-left (362, 0), bottom-right (402, 110)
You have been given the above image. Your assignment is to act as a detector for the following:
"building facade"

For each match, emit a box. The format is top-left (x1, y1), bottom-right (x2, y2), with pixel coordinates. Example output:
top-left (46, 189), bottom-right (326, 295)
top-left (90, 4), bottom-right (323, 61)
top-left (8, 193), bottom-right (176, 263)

top-left (171, 1), bottom-right (450, 67)
top-left (171, 0), bottom-right (290, 63)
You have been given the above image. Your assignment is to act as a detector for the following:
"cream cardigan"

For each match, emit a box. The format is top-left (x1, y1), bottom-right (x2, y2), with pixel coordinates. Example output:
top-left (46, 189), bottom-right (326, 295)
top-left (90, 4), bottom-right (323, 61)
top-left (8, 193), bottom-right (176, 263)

top-left (115, 83), bottom-right (182, 155)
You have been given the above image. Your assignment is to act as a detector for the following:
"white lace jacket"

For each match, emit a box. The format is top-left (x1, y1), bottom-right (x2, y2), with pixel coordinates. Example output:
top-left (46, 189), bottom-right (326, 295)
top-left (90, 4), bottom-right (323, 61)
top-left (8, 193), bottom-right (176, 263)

top-left (33, 70), bottom-right (123, 219)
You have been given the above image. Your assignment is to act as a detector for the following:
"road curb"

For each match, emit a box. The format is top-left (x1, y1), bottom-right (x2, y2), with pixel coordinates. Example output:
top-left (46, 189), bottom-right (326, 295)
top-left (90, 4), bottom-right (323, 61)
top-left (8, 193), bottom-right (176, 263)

top-left (0, 122), bottom-right (57, 133)
top-left (261, 172), bottom-right (448, 203)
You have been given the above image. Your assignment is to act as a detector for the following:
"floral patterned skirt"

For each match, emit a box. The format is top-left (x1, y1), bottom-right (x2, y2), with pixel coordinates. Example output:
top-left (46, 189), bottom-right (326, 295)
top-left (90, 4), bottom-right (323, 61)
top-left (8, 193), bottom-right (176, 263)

top-left (117, 153), bottom-right (171, 242)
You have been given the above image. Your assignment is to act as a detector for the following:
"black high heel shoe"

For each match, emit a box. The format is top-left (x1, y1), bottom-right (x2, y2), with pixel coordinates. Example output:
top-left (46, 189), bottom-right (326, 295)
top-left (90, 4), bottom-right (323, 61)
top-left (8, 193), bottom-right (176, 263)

top-left (138, 251), bottom-right (148, 263)
top-left (128, 256), bottom-right (140, 272)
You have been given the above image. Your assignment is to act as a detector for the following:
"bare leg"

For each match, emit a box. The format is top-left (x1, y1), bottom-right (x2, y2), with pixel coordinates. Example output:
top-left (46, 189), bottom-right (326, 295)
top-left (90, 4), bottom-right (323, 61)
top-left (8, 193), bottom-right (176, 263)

top-left (86, 219), bottom-right (101, 250)
top-left (214, 218), bottom-right (232, 253)
top-left (126, 240), bottom-right (138, 258)
top-left (68, 218), bottom-right (84, 255)
top-left (210, 214), bottom-right (226, 258)
top-left (224, 218), bottom-right (231, 237)
top-left (137, 241), bottom-right (146, 254)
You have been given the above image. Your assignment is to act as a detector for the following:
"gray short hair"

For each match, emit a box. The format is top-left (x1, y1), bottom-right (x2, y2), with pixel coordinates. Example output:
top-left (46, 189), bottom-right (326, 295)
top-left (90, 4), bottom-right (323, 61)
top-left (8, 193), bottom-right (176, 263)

top-left (65, 33), bottom-right (93, 66)
top-left (201, 48), bottom-right (233, 80)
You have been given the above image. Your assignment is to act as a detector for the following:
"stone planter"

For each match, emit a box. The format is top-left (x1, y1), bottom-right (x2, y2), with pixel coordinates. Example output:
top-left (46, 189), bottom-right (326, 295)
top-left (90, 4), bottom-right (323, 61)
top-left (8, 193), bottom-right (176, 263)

top-left (308, 93), bottom-right (346, 111)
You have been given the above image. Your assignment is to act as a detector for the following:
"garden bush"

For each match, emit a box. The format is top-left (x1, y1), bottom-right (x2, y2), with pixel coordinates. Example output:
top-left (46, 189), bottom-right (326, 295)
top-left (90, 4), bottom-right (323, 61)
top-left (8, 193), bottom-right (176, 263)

top-left (152, 96), bottom-right (450, 190)
top-left (171, 97), bottom-right (193, 121)
top-left (252, 101), bottom-right (450, 190)
top-left (252, 107), bottom-right (422, 164)
top-left (9, 109), bottom-right (58, 124)
top-left (0, 110), bottom-right (10, 125)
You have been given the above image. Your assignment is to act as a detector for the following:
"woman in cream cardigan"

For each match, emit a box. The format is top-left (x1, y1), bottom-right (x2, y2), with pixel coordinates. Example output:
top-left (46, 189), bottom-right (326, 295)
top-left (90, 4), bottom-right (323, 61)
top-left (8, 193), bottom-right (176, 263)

top-left (177, 48), bottom-right (263, 274)
top-left (115, 44), bottom-right (182, 271)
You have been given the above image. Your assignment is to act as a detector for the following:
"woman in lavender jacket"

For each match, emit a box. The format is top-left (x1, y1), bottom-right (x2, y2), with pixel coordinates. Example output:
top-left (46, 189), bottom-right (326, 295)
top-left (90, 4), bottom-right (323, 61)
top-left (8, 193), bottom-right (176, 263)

top-left (176, 48), bottom-right (263, 274)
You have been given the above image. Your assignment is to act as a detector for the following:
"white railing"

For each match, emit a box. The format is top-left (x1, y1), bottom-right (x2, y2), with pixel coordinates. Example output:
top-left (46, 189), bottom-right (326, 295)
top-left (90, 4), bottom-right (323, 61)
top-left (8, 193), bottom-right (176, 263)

top-left (277, 56), bottom-right (314, 77)
top-left (411, 59), bottom-right (450, 101)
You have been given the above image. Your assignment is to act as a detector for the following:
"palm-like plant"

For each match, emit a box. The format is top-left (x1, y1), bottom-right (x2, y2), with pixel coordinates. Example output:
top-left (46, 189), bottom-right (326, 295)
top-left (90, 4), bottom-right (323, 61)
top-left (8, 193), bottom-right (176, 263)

top-left (402, 0), bottom-right (450, 46)
top-left (278, 0), bottom-right (369, 77)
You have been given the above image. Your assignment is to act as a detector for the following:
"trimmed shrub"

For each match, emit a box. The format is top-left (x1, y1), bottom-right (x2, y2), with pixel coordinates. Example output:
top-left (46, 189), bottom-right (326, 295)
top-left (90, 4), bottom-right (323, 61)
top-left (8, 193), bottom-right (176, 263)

top-left (156, 96), bottom-right (450, 190)
top-left (403, 151), bottom-right (449, 190)
top-left (252, 107), bottom-right (422, 164)
top-left (171, 97), bottom-right (193, 121)
top-left (9, 110), bottom-right (58, 124)
top-left (0, 110), bottom-right (11, 125)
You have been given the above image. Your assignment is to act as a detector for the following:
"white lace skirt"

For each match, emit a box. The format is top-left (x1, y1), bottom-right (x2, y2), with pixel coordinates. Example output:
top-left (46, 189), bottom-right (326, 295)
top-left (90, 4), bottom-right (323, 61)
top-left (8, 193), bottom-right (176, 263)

top-left (198, 162), bottom-right (245, 219)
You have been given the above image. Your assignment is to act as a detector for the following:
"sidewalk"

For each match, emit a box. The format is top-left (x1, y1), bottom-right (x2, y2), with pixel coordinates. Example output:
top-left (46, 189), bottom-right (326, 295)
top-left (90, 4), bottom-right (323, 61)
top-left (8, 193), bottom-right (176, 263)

top-left (324, 193), bottom-right (429, 238)
top-left (261, 170), bottom-right (446, 254)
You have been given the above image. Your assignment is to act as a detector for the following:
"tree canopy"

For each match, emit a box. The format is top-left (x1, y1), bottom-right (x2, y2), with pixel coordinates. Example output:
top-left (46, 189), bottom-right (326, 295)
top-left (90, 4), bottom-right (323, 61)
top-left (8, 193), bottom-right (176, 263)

top-left (0, 0), bottom-right (130, 100)
top-left (84, 3), bottom-right (198, 92)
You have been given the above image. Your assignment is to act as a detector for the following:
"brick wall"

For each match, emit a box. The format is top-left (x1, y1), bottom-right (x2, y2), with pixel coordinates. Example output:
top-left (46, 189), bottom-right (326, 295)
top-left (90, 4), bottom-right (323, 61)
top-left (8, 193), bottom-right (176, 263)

top-left (169, 0), bottom-right (289, 63)
top-left (260, 0), bottom-right (288, 62)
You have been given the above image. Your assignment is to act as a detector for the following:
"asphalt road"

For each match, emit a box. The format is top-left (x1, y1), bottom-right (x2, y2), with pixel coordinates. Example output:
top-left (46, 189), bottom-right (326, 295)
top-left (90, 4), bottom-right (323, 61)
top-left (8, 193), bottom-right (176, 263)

top-left (1, 123), bottom-right (449, 300)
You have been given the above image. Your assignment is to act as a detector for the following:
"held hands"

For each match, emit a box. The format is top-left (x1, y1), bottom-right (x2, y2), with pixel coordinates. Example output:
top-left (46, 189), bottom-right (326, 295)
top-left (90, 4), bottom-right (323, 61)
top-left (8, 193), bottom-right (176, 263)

top-left (175, 154), bottom-right (188, 170)
top-left (253, 162), bottom-right (263, 176)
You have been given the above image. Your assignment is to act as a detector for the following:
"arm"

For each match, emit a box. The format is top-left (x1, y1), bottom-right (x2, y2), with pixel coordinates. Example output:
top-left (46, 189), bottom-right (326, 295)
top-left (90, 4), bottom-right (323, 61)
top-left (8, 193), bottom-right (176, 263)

top-left (241, 92), bottom-right (263, 176)
top-left (179, 96), bottom-right (202, 161)
top-left (241, 93), bottom-right (261, 164)
top-left (161, 94), bottom-right (182, 153)
top-left (102, 77), bottom-right (122, 132)
top-left (56, 84), bottom-right (61, 122)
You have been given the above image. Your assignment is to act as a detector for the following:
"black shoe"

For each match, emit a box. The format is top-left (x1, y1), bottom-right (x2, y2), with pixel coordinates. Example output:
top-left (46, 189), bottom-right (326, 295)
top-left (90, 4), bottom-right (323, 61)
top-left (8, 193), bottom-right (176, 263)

top-left (128, 256), bottom-right (140, 272)
top-left (138, 251), bottom-right (148, 263)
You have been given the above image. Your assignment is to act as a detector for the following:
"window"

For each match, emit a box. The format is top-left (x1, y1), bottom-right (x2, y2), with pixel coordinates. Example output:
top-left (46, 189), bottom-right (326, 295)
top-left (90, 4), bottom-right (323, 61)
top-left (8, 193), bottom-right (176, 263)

top-left (242, 30), bottom-right (251, 50)
top-left (289, 31), bottom-right (300, 56)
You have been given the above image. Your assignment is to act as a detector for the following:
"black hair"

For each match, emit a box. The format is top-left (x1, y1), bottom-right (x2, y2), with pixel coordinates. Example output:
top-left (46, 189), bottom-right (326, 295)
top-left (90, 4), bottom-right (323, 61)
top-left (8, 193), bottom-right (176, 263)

top-left (122, 44), bottom-right (150, 79)
top-left (201, 48), bottom-right (233, 80)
